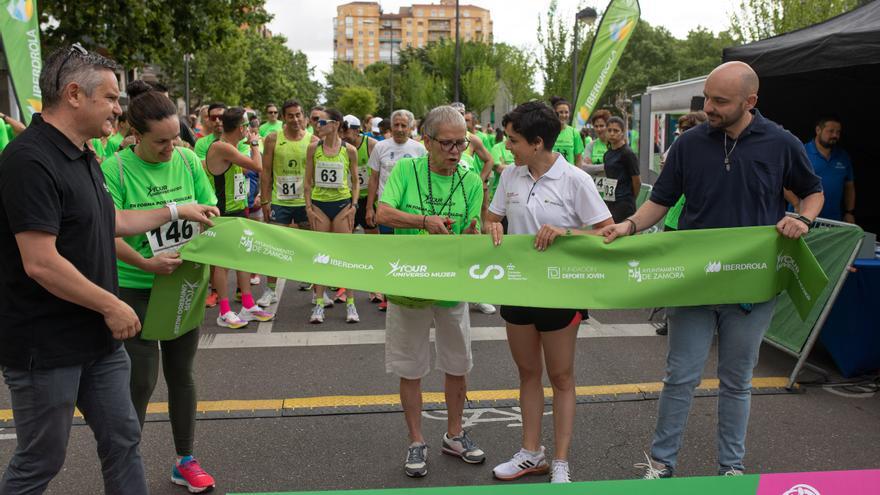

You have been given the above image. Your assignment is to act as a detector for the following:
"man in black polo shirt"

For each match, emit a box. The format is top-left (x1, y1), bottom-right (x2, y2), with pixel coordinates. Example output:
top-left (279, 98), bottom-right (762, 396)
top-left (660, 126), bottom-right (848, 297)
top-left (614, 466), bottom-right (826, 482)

top-left (599, 62), bottom-right (824, 479)
top-left (0, 44), bottom-right (218, 494)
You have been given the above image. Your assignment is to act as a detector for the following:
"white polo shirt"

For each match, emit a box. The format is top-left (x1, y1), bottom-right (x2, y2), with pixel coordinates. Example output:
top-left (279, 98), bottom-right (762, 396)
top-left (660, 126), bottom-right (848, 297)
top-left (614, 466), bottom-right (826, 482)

top-left (367, 138), bottom-right (427, 200)
top-left (489, 154), bottom-right (611, 234)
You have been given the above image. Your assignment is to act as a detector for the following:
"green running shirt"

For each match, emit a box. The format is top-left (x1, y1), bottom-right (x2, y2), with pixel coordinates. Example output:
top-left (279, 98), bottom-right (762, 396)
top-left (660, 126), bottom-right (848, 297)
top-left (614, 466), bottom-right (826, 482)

top-left (101, 146), bottom-right (217, 289)
top-left (310, 141), bottom-right (352, 202)
top-left (271, 130), bottom-right (311, 207)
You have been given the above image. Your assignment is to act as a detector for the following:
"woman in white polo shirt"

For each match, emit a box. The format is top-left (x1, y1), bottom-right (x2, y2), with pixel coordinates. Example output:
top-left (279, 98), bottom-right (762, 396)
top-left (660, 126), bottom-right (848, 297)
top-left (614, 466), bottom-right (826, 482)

top-left (485, 101), bottom-right (613, 484)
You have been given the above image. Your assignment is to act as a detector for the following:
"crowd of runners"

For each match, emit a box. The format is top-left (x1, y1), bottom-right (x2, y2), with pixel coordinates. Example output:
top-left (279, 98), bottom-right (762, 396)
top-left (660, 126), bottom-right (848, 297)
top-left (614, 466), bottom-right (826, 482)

top-left (0, 43), bottom-right (823, 494)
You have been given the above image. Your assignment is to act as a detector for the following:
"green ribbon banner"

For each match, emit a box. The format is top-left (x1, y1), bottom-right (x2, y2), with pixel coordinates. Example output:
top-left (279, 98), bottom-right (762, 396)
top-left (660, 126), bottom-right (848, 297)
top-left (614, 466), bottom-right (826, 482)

top-left (143, 218), bottom-right (826, 339)
top-left (0, 0), bottom-right (42, 124)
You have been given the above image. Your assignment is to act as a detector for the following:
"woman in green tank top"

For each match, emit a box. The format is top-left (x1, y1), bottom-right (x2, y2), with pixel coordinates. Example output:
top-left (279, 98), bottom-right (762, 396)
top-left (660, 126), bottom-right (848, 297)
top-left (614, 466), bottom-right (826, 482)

top-left (304, 108), bottom-right (361, 324)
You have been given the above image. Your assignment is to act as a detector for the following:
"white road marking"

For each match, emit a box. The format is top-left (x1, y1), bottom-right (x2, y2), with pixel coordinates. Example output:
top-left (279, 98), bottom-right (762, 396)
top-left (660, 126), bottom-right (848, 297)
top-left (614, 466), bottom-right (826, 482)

top-left (198, 317), bottom-right (659, 349)
top-left (0, 429), bottom-right (15, 441)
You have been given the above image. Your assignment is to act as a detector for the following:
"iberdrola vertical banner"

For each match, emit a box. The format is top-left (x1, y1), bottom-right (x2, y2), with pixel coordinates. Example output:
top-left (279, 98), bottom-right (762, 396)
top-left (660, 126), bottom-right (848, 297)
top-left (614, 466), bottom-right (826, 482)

top-left (573, 0), bottom-right (640, 128)
top-left (0, 0), bottom-right (42, 124)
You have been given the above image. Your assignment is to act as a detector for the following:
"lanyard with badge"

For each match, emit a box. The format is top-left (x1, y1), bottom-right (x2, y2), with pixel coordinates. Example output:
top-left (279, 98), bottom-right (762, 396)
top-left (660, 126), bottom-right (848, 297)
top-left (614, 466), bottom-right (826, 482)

top-left (413, 159), bottom-right (469, 234)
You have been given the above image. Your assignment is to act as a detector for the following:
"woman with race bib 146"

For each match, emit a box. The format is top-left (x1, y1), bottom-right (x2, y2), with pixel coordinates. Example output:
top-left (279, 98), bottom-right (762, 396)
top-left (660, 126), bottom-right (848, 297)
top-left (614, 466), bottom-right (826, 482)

top-left (101, 83), bottom-right (218, 494)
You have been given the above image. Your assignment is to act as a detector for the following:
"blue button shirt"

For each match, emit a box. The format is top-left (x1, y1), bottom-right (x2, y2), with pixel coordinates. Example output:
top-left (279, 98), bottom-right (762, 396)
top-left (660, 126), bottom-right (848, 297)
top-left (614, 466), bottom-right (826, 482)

top-left (651, 110), bottom-right (822, 230)
top-left (804, 140), bottom-right (853, 221)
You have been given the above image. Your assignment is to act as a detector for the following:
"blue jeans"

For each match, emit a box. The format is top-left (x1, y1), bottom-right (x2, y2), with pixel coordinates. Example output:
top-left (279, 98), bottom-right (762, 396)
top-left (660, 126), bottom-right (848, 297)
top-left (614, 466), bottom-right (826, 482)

top-left (650, 300), bottom-right (776, 473)
top-left (0, 345), bottom-right (147, 495)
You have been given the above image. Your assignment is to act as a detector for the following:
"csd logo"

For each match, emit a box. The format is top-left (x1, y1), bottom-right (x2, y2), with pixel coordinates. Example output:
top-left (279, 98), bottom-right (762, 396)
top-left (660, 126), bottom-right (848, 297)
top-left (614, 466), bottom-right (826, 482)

top-left (468, 264), bottom-right (505, 280)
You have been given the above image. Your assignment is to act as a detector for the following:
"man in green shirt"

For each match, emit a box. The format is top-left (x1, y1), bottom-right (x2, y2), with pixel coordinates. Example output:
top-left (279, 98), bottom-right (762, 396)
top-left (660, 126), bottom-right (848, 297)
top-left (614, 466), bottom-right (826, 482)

top-left (376, 105), bottom-right (486, 479)
top-left (258, 103), bottom-right (283, 138)
top-left (194, 103), bottom-right (227, 161)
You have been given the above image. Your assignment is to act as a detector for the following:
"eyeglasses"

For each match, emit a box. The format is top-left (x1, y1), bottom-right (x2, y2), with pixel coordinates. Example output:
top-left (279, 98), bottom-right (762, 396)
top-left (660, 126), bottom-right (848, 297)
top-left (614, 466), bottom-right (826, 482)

top-left (317, 119), bottom-right (337, 127)
top-left (209, 114), bottom-right (223, 121)
top-left (430, 136), bottom-right (469, 152)
top-left (267, 111), bottom-right (278, 114)
top-left (55, 43), bottom-right (88, 92)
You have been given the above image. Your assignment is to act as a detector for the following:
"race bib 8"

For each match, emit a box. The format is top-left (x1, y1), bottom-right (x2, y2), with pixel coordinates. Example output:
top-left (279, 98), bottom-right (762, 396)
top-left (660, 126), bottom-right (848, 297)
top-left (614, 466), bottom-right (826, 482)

top-left (148, 219), bottom-right (196, 255)
top-left (595, 177), bottom-right (618, 202)
top-left (316, 161), bottom-right (343, 188)
top-left (276, 175), bottom-right (304, 200)
top-left (233, 173), bottom-right (247, 201)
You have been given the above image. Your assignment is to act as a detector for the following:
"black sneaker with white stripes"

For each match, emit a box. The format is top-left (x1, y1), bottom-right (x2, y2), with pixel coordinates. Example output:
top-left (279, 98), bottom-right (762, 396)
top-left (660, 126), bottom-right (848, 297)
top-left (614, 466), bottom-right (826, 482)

top-left (492, 446), bottom-right (550, 481)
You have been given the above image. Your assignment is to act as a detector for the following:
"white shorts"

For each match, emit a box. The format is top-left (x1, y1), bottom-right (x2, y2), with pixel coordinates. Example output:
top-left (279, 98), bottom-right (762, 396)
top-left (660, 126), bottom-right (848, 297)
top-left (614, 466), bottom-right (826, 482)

top-left (385, 301), bottom-right (472, 379)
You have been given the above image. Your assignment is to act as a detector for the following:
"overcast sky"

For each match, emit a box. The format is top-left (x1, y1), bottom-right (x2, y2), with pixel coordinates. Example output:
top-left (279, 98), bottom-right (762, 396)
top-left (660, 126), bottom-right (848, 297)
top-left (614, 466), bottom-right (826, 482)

top-left (266, 0), bottom-right (740, 88)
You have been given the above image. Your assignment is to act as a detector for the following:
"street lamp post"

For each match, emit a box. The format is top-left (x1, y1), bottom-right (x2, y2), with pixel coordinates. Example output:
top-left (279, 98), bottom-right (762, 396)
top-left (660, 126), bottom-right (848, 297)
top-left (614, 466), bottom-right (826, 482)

top-left (453, 0), bottom-right (461, 102)
top-left (183, 53), bottom-right (193, 115)
top-left (571, 7), bottom-right (598, 114)
top-left (383, 22), bottom-right (394, 111)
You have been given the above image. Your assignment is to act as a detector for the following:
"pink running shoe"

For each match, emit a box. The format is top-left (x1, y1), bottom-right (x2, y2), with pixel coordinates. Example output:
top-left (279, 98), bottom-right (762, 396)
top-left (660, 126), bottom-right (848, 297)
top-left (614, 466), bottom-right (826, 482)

top-left (171, 456), bottom-right (215, 493)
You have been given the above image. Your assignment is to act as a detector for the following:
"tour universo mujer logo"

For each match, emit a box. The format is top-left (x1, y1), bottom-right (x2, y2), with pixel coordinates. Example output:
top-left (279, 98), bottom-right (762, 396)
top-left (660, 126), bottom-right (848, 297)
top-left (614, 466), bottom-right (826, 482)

top-left (387, 260), bottom-right (455, 279)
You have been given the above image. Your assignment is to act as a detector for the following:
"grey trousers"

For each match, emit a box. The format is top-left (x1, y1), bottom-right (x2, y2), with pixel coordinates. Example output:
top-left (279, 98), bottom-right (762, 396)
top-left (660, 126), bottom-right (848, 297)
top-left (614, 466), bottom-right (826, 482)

top-left (0, 345), bottom-right (148, 495)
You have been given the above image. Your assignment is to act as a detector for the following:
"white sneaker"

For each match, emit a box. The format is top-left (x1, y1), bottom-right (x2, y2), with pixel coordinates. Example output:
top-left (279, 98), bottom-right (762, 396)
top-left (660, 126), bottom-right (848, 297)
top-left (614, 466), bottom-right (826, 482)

top-left (239, 305), bottom-right (274, 322)
top-left (311, 292), bottom-right (334, 308)
top-left (634, 452), bottom-right (672, 479)
top-left (493, 447), bottom-right (549, 481)
top-left (249, 275), bottom-right (260, 285)
top-left (217, 311), bottom-right (248, 329)
top-left (256, 288), bottom-right (277, 307)
top-left (309, 303), bottom-right (325, 324)
top-left (345, 304), bottom-right (360, 323)
top-left (550, 460), bottom-right (571, 483)
top-left (474, 302), bottom-right (496, 314)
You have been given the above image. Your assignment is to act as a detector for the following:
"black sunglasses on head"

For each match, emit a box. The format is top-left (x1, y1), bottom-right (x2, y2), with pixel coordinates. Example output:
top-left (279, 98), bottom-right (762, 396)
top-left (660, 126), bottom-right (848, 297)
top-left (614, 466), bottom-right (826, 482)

top-left (55, 43), bottom-right (88, 92)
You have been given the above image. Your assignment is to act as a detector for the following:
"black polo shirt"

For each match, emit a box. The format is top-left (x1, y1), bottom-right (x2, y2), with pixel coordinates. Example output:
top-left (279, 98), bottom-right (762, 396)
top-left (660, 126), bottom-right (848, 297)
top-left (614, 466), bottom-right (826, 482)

top-left (0, 113), bottom-right (120, 369)
top-left (651, 109), bottom-right (822, 230)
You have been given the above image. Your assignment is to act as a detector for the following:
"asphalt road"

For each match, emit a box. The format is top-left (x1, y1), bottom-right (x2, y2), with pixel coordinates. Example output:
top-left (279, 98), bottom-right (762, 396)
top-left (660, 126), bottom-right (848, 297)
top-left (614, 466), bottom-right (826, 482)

top-left (1, 281), bottom-right (878, 495)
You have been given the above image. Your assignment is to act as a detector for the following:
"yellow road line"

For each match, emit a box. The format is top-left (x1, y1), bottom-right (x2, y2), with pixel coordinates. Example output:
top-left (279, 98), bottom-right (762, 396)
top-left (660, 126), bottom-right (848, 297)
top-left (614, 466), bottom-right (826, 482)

top-left (0, 377), bottom-right (794, 422)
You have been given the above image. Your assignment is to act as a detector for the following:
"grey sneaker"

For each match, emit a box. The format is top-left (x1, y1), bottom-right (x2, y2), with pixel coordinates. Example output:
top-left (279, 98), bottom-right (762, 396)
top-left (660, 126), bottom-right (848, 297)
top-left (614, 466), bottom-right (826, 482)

top-left (405, 443), bottom-right (428, 477)
top-left (441, 430), bottom-right (485, 464)
top-left (721, 466), bottom-right (744, 476)
top-left (309, 304), bottom-right (325, 324)
top-left (550, 459), bottom-right (571, 483)
top-left (634, 452), bottom-right (672, 479)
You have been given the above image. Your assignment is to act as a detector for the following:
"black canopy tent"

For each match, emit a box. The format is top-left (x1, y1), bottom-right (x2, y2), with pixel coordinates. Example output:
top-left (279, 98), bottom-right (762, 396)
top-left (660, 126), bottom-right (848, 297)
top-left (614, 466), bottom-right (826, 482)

top-left (723, 0), bottom-right (880, 234)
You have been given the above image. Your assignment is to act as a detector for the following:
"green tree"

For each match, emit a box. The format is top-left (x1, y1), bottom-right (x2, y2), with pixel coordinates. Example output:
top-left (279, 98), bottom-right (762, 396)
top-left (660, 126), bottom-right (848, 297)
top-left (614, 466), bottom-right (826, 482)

top-left (461, 65), bottom-right (497, 113)
top-left (324, 61), bottom-right (369, 107)
top-left (336, 86), bottom-right (378, 118)
top-left (239, 32), bottom-right (321, 111)
top-left (39, 0), bottom-right (270, 67)
top-left (496, 44), bottom-right (539, 105)
top-left (396, 59), bottom-right (447, 117)
top-left (537, 0), bottom-right (573, 100)
top-left (730, 0), bottom-right (860, 42)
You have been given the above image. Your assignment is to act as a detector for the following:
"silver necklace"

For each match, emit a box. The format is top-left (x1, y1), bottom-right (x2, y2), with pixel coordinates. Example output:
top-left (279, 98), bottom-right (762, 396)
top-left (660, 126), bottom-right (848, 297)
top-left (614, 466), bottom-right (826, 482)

top-left (723, 133), bottom-right (738, 172)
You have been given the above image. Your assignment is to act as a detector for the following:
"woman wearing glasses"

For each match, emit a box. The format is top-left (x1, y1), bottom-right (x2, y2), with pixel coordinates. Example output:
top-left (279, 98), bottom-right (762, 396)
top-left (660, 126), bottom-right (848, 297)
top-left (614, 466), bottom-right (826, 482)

top-left (304, 108), bottom-right (360, 324)
top-left (486, 101), bottom-right (612, 484)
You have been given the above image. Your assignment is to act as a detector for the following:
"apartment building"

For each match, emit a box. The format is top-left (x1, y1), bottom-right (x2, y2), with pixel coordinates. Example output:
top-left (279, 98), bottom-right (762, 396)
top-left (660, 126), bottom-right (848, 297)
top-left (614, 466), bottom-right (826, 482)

top-left (334, 0), bottom-right (492, 70)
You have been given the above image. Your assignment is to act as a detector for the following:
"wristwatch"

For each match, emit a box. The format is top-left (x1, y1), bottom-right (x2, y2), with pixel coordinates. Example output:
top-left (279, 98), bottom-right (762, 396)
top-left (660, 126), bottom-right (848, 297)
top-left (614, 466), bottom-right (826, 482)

top-left (250, 139), bottom-right (259, 147)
